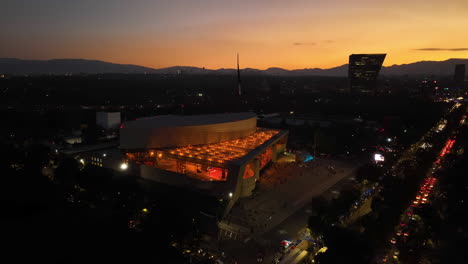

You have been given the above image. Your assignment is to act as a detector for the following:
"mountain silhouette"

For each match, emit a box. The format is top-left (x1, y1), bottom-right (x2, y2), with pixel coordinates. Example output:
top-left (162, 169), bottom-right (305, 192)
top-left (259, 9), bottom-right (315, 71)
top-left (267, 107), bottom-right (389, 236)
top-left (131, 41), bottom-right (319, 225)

top-left (380, 58), bottom-right (468, 76)
top-left (0, 58), bottom-right (467, 76)
top-left (0, 58), bottom-right (157, 75)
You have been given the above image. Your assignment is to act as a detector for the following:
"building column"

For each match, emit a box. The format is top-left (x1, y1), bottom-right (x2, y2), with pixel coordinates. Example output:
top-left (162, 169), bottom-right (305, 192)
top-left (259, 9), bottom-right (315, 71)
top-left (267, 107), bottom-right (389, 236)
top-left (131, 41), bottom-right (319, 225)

top-left (253, 159), bottom-right (260, 182)
top-left (271, 145), bottom-right (278, 162)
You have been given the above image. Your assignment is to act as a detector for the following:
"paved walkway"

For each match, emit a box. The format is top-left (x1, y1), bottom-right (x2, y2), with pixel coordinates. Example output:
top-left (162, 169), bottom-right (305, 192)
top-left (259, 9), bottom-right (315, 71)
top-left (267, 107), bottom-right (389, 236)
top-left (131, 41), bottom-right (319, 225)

top-left (224, 158), bottom-right (358, 236)
top-left (220, 158), bottom-right (362, 263)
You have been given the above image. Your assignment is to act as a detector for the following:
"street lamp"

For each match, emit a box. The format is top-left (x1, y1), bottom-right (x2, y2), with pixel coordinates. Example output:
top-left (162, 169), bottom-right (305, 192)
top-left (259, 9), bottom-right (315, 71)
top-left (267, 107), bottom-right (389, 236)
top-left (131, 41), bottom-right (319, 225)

top-left (229, 192), bottom-right (233, 198)
top-left (120, 163), bottom-right (128, 170)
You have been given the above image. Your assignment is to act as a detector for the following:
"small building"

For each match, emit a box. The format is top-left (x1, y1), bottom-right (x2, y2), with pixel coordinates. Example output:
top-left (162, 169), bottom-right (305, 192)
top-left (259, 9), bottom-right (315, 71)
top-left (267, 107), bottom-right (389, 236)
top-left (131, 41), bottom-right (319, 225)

top-left (96, 112), bottom-right (121, 130)
top-left (64, 136), bottom-right (82, 145)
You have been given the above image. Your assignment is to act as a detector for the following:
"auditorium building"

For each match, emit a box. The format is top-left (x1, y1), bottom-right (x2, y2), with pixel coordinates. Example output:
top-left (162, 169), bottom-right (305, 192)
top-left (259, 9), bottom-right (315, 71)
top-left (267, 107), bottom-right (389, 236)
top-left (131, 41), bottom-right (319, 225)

top-left (119, 112), bottom-right (288, 214)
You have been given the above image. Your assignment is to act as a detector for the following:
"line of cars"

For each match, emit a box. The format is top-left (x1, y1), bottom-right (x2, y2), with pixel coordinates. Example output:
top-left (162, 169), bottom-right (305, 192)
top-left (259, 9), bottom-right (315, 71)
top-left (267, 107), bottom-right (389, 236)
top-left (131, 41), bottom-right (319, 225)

top-left (383, 134), bottom-right (458, 263)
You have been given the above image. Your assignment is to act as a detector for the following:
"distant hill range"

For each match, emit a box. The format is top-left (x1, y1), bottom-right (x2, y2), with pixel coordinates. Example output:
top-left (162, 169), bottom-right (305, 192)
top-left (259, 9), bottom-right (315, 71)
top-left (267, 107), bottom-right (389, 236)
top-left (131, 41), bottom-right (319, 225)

top-left (1, 58), bottom-right (467, 77)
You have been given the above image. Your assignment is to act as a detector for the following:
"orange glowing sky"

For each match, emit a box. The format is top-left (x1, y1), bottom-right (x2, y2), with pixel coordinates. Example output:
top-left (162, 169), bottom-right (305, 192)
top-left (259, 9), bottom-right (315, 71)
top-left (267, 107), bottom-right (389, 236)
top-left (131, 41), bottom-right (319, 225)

top-left (1, 0), bottom-right (468, 69)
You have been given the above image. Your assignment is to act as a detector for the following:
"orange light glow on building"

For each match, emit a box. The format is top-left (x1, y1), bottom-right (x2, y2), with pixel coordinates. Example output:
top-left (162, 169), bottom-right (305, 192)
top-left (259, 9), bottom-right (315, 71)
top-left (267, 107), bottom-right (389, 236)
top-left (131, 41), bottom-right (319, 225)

top-left (243, 163), bottom-right (255, 179)
top-left (159, 129), bottom-right (278, 165)
top-left (126, 128), bottom-right (281, 182)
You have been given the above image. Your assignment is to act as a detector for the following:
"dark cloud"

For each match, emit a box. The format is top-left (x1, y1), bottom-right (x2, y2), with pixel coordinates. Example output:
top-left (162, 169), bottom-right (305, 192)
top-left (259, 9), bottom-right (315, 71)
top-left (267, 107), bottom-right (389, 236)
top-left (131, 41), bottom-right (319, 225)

top-left (414, 48), bottom-right (468, 51)
top-left (293, 42), bottom-right (316, 46)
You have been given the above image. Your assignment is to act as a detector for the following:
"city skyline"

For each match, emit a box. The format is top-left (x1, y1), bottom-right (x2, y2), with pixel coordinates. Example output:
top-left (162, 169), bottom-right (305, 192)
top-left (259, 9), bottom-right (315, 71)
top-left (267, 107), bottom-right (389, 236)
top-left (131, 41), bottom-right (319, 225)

top-left (2, 0), bottom-right (468, 70)
top-left (2, 1), bottom-right (468, 264)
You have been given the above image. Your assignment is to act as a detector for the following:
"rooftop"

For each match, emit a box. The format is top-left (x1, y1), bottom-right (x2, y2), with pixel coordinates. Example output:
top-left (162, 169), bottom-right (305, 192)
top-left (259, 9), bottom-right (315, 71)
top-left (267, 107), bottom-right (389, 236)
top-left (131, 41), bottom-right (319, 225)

top-left (162, 128), bottom-right (280, 165)
top-left (122, 112), bottom-right (256, 129)
top-left (126, 128), bottom-right (285, 168)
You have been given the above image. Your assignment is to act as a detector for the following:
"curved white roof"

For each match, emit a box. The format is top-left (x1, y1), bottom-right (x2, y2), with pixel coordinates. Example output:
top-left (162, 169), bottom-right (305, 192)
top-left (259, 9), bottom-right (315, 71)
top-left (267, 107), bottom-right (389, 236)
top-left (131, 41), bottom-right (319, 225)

top-left (123, 112), bottom-right (256, 129)
top-left (120, 112), bottom-right (257, 149)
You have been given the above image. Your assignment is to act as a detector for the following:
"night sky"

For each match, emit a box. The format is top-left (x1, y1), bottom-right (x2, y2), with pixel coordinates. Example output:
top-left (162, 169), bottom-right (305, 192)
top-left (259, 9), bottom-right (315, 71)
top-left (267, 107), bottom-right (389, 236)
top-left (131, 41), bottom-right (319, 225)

top-left (1, 0), bottom-right (468, 69)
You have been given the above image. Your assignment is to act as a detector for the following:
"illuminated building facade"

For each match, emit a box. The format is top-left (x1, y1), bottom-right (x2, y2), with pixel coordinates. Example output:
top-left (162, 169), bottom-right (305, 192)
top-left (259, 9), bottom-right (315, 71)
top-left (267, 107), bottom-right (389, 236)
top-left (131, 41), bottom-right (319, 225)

top-left (120, 113), bottom-right (288, 215)
top-left (348, 54), bottom-right (386, 94)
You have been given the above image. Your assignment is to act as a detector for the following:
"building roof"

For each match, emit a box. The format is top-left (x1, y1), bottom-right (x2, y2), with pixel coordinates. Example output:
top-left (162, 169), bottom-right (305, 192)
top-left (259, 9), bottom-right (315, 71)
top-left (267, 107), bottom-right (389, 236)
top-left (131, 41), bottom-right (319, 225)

top-left (125, 128), bottom-right (288, 168)
top-left (59, 141), bottom-right (119, 155)
top-left (120, 112), bottom-right (258, 149)
top-left (161, 128), bottom-right (283, 167)
top-left (350, 53), bottom-right (386, 56)
top-left (123, 112), bottom-right (256, 129)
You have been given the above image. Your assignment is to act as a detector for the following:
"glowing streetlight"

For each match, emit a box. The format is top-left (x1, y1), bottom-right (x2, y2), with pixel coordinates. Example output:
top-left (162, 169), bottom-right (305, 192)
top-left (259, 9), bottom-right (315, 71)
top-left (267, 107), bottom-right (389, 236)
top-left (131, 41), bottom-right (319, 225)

top-left (228, 192), bottom-right (233, 198)
top-left (120, 163), bottom-right (128, 170)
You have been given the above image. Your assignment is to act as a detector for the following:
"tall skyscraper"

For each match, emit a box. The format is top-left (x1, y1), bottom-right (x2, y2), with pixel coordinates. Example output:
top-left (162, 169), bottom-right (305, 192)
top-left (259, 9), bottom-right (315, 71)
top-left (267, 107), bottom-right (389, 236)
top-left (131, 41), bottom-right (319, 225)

top-left (454, 64), bottom-right (466, 83)
top-left (348, 54), bottom-right (386, 94)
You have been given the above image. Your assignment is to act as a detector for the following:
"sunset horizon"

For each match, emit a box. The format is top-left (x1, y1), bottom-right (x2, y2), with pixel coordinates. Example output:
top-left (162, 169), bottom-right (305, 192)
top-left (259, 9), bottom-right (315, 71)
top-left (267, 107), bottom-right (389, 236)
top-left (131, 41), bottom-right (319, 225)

top-left (2, 0), bottom-right (467, 70)
top-left (2, 1), bottom-right (468, 263)
top-left (3, 56), bottom-right (468, 71)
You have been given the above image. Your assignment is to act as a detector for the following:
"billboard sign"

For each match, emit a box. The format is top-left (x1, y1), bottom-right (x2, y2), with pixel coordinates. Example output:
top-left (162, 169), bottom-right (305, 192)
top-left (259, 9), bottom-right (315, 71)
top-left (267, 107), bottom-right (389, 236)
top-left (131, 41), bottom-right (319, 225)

top-left (374, 153), bottom-right (385, 162)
